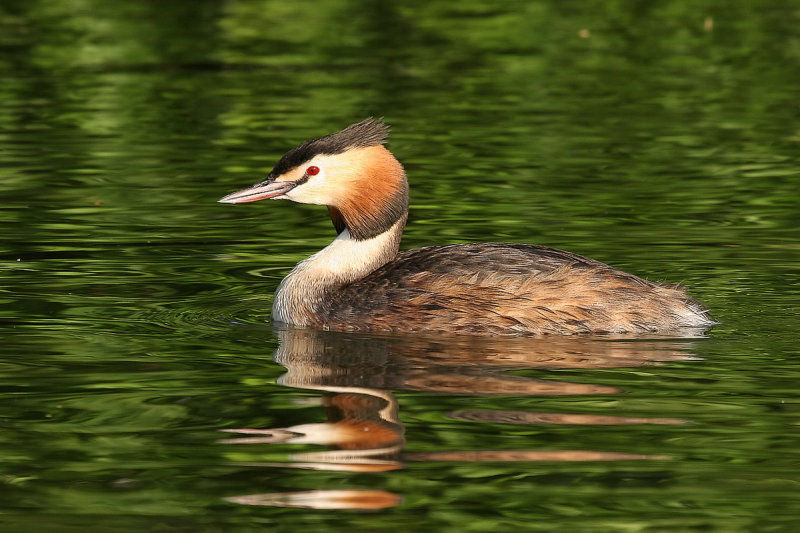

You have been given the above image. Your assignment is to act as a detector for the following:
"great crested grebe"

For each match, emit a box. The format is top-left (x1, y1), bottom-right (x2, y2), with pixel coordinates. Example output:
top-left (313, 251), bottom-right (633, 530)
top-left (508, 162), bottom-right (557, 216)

top-left (219, 118), bottom-right (713, 335)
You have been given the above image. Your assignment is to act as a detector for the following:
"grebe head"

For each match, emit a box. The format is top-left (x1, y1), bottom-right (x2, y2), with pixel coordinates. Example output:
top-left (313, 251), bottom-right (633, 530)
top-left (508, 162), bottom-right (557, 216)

top-left (219, 118), bottom-right (409, 240)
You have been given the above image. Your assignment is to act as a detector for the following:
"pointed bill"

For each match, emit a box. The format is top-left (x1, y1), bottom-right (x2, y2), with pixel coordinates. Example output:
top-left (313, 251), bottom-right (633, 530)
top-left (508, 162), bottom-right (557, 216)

top-left (218, 180), bottom-right (296, 204)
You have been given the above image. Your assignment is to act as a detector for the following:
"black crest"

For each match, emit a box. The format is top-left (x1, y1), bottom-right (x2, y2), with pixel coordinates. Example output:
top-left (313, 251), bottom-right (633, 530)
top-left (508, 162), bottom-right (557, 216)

top-left (268, 118), bottom-right (390, 178)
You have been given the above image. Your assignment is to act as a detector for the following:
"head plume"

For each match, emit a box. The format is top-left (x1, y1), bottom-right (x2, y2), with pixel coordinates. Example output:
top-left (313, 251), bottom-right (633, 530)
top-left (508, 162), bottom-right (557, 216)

top-left (268, 118), bottom-right (390, 178)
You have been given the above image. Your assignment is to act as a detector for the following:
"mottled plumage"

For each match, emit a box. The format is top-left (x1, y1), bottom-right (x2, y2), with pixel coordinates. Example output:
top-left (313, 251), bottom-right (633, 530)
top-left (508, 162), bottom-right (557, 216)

top-left (220, 119), bottom-right (714, 336)
top-left (314, 243), bottom-right (711, 335)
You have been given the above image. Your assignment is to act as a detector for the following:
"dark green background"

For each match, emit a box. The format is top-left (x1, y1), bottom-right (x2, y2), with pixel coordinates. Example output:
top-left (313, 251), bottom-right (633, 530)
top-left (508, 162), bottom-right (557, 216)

top-left (2, 1), bottom-right (800, 531)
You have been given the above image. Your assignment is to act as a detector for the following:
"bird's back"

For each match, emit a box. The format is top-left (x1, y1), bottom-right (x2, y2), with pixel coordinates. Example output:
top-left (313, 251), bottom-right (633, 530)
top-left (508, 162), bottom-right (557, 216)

top-left (315, 243), bottom-right (712, 335)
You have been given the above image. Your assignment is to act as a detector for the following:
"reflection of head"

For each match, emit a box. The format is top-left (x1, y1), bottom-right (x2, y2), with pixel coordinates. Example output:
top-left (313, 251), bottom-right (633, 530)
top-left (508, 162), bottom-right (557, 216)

top-left (223, 328), bottom-right (699, 511)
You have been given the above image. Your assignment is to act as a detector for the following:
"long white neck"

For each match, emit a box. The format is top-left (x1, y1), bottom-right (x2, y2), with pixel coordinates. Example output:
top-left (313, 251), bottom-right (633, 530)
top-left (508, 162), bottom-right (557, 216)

top-left (273, 217), bottom-right (405, 326)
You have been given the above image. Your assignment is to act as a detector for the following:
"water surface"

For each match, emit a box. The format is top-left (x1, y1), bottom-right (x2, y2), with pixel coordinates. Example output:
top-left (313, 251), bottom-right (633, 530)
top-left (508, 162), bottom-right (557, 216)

top-left (2, 1), bottom-right (800, 531)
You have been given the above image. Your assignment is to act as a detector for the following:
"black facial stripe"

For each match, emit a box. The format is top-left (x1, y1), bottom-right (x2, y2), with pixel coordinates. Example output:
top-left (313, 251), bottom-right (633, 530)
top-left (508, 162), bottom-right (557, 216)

top-left (294, 172), bottom-right (310, 187)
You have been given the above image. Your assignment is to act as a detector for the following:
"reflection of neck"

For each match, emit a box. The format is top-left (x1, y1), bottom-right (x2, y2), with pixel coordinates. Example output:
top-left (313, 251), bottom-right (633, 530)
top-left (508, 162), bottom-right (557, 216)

top-left (273, 217), bottom-right (405, 325)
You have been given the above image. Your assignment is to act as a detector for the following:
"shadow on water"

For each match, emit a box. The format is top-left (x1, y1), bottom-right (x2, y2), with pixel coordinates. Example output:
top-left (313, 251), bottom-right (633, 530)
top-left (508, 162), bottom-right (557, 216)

top-left (221, 327), bottom-right (701, 510)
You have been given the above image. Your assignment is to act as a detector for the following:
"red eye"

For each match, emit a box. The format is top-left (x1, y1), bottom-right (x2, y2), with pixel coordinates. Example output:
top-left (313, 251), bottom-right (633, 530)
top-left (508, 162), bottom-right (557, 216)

top-left (306, 165), bottom-right (320, 176)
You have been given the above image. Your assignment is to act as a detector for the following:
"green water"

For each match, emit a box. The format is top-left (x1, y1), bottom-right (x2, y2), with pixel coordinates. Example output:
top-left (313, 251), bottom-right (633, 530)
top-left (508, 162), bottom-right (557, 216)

top-left (2, 0), bottom-right (800, 531)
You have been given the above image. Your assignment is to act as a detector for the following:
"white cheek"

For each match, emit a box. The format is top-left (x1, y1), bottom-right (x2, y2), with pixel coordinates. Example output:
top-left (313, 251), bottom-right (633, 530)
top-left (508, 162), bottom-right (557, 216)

top-left (285, 171), bottom-right (338, 205)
